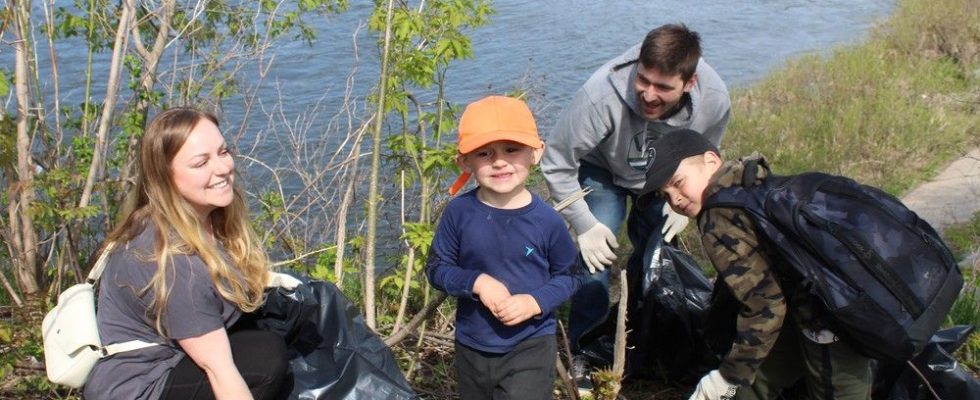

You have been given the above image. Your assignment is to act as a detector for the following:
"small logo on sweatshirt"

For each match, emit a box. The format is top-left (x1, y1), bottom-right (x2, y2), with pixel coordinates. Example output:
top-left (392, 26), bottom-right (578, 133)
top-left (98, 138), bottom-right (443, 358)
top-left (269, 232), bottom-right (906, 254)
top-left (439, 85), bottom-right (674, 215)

top-left (524, 246), bottom-right (535, 257)
top-left (627, 128), bottom-right (660, 170)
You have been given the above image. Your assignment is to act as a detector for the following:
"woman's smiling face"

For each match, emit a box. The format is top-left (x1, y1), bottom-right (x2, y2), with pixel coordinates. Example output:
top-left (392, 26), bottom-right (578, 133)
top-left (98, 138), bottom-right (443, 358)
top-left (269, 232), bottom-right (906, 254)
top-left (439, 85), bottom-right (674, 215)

top-left (170, 118), bottom-right (235, 219)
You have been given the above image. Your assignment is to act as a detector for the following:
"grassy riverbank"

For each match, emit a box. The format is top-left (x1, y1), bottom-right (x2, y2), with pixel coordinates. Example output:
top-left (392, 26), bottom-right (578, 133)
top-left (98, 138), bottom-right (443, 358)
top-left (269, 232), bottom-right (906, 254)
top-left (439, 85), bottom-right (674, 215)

top-left (724, 0), bottom-right (979, 195)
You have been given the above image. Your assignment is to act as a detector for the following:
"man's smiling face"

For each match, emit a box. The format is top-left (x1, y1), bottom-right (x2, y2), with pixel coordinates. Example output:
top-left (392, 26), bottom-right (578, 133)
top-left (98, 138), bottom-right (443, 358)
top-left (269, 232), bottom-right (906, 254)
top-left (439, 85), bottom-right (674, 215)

top-left (634, 63), bottom-right (696, 120)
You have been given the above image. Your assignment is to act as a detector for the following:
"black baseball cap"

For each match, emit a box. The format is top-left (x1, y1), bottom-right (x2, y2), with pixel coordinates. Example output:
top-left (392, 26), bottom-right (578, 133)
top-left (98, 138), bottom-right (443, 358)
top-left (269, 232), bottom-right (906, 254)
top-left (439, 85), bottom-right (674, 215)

top-left (635, 129), bottom-right (719, 210)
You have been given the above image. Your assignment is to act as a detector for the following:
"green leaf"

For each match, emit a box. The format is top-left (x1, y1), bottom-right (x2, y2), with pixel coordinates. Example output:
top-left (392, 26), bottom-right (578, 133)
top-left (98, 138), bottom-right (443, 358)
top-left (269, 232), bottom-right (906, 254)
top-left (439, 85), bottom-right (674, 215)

top-left (0, 69), bottom-right (9, 98)
top-left (0, 324), bottom-right (12, 343)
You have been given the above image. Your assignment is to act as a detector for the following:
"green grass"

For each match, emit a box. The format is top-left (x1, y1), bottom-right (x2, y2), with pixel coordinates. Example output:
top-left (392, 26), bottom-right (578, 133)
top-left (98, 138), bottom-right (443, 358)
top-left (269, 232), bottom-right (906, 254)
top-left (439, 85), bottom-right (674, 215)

top-left (944, 212), bottom-right (980, 259)
top-left (943, 212), bottom-right (980, 372)
top-left (725, 0), bottom-right (980, 195)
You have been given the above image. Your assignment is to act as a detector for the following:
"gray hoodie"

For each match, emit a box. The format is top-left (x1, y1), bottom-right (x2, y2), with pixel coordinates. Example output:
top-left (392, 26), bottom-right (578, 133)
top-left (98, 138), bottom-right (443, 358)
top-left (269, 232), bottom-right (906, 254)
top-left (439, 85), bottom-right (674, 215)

top-left (541, 44), bottom-right (730, 234)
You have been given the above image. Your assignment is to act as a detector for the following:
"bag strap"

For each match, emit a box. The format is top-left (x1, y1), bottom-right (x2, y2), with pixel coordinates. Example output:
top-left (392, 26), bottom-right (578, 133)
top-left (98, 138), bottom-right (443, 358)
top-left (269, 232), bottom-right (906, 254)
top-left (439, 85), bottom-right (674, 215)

top-left (102, 340), bottom-right (160, 357)
top-left (86, 242), bottom-right (117, 283)
top-left (740, 158), bottom-right (772, 188)
top-left (87, 242), bottom-right (163, 356)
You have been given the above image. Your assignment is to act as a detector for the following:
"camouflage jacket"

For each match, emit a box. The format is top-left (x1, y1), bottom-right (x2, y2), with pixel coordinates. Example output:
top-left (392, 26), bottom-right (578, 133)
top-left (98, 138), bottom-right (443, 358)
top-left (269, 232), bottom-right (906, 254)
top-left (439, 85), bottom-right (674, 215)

top-left (698, 153), bottom-right (828, 386)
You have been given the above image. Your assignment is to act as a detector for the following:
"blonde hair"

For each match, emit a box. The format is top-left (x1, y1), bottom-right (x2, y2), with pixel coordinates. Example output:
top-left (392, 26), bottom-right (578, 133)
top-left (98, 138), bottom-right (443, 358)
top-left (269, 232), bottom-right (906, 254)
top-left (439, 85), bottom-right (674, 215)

top-left (104, 107), bottom-right (268, 336)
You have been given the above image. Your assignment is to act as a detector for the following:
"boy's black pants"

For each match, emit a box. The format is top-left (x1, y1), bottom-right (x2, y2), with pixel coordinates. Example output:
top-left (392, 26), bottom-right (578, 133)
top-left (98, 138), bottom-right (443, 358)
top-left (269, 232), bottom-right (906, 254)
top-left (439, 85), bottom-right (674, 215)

top-left (455, 334), bottom-right (557, 400)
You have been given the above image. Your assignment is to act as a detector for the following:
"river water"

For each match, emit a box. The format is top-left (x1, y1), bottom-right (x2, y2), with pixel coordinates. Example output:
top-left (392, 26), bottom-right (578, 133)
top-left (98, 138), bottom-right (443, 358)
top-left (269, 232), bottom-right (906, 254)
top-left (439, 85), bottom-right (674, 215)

top-left (231, 0), bottom-right (895, 259)
top-left (4, 0), bottom-right (895, 259)
top-left (6, 0), bottom-right (895, 160)
top-left (259, 0), bottom-right (895, 133)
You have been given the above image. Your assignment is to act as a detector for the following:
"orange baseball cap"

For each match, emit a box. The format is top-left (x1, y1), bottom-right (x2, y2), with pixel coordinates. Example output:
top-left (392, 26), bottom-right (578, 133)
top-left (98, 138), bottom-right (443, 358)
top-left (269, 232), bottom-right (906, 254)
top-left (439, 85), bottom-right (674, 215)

top-left (449, 96), bottom-right (544, 195)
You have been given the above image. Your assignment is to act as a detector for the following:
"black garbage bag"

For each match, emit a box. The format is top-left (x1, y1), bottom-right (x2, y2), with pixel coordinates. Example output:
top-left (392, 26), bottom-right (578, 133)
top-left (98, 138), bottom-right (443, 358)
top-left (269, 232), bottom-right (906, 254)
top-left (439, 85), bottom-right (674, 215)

top-left (577, 239), bottom-right (722, 383)
top-left (252, 280), bottom-right (418, 400)
top-left (627, 240), bottom-right (718, 382)
top-left (872, 325), bottom-right (980, 400)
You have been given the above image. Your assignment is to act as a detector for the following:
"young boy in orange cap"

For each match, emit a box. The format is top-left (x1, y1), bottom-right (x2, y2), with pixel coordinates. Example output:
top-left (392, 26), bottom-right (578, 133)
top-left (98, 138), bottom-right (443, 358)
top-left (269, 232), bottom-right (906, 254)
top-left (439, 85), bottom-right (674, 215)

top-left (635, 129), bottom-right (872, 400)
top-left (427, 95), bottom-right (581, 400)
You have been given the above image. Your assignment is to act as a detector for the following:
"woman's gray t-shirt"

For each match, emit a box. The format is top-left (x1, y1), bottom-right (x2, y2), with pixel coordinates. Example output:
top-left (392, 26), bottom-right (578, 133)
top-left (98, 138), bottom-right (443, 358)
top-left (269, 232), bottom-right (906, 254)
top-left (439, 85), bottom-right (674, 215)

top-left (83, 224), bottom-right (241, 400)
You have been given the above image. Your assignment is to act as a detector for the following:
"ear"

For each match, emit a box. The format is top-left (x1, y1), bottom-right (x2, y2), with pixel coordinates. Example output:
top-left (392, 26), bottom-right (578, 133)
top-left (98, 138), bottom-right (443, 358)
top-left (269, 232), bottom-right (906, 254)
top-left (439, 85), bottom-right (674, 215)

top-left (683, 73), bottom-right (698, 92)
top-left (703, 150), bottom-right (722, 171)
top-left (455, 153), bottom-right (470, 172)
top-left (531, 144), bottom-right (545, 165)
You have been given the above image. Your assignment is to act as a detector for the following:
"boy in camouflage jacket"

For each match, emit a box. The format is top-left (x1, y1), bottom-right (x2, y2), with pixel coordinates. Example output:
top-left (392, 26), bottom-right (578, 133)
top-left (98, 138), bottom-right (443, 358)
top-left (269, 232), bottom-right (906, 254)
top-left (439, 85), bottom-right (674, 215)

top-left (635, 129), bottom-right (872, 400)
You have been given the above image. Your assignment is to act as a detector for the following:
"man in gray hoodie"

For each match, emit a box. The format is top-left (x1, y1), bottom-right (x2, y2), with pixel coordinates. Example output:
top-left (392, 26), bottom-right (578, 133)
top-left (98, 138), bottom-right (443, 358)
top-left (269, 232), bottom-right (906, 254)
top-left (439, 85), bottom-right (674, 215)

top-left (541, 23), bottom-right (730, 389)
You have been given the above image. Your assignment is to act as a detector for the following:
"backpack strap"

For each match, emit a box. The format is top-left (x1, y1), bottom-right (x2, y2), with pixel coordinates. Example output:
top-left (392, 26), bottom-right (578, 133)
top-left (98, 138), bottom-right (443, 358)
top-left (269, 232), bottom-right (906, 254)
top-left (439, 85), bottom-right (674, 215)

top-left (86, 242), bottom-right (163, 356)
top-left (741, 159), bottom-right (759, 188)
top-left (740, 158), bottom-right (772, 188)
top-left (102, 340), bottom-right (160, 357)
top-left (702, 159), bottom-right (773, 212)
top-left (86, 242), bottom-right (117, 283)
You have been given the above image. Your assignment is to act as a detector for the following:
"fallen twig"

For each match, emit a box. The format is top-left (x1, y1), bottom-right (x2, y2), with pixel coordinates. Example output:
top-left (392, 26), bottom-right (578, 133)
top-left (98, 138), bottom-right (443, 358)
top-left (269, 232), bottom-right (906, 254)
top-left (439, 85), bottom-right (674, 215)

top-left (554, 187), bottom-right (593, 212)
top-left (384, 292), bottom-right (448, 346)
top-left (557, 320), bottom-right (581, 400)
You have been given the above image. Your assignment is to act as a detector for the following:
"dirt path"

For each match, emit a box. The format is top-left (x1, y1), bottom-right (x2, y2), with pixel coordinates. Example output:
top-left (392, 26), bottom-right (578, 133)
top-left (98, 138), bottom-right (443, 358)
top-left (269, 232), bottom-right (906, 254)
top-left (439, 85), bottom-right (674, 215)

top-left (901, 146), bottom-right (980, 268)
top-left (901, 147), bottom-right (980, 234)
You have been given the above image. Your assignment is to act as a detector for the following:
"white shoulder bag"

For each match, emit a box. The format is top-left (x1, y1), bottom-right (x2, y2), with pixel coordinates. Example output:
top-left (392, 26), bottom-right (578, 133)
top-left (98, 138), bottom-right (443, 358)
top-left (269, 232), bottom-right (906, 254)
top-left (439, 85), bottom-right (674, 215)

top-left (41, 242), bottom-right (159, 388)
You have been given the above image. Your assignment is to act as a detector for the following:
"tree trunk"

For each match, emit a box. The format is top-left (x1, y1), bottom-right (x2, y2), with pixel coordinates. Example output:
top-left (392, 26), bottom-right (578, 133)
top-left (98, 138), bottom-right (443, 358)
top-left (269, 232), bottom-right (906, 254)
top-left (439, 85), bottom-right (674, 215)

top-left (0, 215), bottom-right (24, 306)
top-left (363, 0), bottom-right (396, 330)
top-left (118, 0), bottom-right (175, 197)
top-left (77, 1), bottom-right (132, 209)
top-left (613, 268), bottom-right (628, 378)
top-left (11, 0), bottom-right (40, 294)
top-left (392, 171), bottom-right (413, 334)
top-left (333, 123), bottom-right (368, 283)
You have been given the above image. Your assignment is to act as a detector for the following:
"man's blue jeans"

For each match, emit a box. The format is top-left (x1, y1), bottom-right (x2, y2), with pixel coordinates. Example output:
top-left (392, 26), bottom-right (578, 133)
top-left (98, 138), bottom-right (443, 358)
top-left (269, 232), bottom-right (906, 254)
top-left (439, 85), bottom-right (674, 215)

top-left (569, 162), bottom-right (666, 353)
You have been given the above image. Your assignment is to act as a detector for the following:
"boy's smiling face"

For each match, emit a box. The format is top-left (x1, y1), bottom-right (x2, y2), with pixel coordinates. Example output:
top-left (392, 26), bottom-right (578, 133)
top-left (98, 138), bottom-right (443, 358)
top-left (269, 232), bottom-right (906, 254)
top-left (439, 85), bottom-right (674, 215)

top-left (457, 140), bottom-right (543, 200)
top-left (660, 152), bottom-right (721, 217)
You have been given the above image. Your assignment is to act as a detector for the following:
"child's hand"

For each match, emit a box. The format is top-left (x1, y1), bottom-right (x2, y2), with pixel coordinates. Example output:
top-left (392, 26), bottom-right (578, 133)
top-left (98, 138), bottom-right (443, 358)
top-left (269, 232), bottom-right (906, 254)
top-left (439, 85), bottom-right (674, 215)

top-left (473, 274), bottom-right (511, 313)
top-left (494, 294), bottom-right (541, 326)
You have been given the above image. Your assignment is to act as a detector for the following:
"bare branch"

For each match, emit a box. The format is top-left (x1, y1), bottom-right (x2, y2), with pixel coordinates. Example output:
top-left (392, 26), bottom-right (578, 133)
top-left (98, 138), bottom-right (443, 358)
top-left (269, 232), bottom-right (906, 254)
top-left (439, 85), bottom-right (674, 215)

top-left (557, 320), bottom-right (581, 400)
top-left (41, 2), bottom-right (63, 148)
top-left (119, 0), bottom-right (176, 197)
top-left (392, 171), bottom-right (414, 334)
top-left (364, 0), bottom-right (398, 329)
top-left (11, 0), bottom-right (41, 293)
top-left (0, 210), bottom-right (22, 306)
top-left (384, 292), bottom-right (448, 347)
top-left (270, 246), bottom-right (336, 268)
top-left (613, 268), bottom-right (628, 378)
top-left (554, 187), bottom-right (593, 212)
top-left (556, 356), bottom-right (579, 400)
top-left (78, 2), bottom-right (132, 209)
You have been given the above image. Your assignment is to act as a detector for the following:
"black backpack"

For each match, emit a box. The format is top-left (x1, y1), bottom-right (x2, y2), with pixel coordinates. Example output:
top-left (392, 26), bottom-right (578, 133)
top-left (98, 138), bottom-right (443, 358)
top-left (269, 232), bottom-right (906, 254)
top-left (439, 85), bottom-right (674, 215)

top-left (702, 159), bottom-right (963, 362)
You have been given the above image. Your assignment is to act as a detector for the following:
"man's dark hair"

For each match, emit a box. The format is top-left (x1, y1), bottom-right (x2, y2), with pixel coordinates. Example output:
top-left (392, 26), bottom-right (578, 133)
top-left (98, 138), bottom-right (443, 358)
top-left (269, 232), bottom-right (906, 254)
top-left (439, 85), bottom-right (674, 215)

top-left (638, 24), bottom-right (702, 82)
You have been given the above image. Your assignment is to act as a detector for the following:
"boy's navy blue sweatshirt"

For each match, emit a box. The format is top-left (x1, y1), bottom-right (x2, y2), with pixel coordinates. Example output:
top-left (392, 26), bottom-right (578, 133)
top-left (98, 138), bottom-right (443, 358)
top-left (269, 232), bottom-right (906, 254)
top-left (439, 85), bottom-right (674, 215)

top-left (426, 189), bottom-right (580, 353)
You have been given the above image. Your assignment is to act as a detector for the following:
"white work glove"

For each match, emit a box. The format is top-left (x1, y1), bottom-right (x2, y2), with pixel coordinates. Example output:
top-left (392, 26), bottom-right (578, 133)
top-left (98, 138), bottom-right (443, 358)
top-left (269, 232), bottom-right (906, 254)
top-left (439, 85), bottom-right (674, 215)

top-left (266, 271), bottom-right (302, 289)
top-left (689, 370), bottom-right (738, 400)
top-left (661, 203), bottom-right (689, 243)
top-left (577, 223), bottom-right (618, 274)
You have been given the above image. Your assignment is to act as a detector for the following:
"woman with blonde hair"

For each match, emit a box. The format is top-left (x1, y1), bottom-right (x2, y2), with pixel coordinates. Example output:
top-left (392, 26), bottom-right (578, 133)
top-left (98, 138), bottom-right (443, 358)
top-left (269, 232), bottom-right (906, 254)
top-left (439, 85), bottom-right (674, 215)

top-left (84, 107), bottom-right (288, 399)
